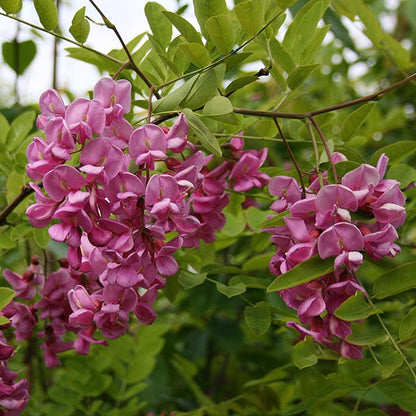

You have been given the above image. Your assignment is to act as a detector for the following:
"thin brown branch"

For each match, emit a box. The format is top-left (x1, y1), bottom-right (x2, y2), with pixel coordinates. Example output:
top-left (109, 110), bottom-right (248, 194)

top-left (0, 185), bottom-right (34, 226)
top-left (233, 72), bottom-right (416, 120)
top-left (88, 0), bottom-right (161, 99)
top-left (273, 118), bottom-right (306, 198)
top-left (309, 116), bottom-right (338, 183)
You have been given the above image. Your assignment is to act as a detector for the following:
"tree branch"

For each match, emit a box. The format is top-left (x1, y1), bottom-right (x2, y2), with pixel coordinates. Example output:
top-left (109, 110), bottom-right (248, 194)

top-left (88, 0), bottom-right (161, 99)
top-left (233, 72), bottom-right (416, 120)
top-left (0, 185), bottom-right (34, 226)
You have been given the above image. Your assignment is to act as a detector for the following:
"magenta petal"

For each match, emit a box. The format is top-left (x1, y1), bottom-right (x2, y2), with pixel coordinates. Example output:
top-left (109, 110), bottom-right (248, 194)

top-left (316, 184), bottom-right (358, 212)
top-left (318, 223), bottom-right (363, 258)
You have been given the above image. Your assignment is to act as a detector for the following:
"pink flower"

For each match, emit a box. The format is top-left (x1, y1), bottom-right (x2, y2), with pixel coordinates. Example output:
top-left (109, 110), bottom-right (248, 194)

top-left (129, 124), bottom-right (167, 169)
top-left (228, 148), bottom-right (270, 192)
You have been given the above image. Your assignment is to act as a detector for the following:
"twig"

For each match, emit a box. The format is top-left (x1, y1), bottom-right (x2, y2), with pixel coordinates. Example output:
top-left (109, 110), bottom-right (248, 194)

top-left (233, 71), bottom-right (416, 120)
top-left (0, 185), bottom-right (35, 226)
top-left (88, 0), bottom-right (161, 99)
top-left (273, 118), bottom-right (306, 198)
top-left (309, 116), bottom-right (338, 183)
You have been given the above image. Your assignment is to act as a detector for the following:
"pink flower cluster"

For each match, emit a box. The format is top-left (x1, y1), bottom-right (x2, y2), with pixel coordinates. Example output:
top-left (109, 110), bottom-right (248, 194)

top-left (266, 153), bottom-right (405, 359)
top-left (0, 329), bottom-right (29, 416)
top-left (19, 77), bottom-right (269, 367)
top-left (0, 261), bottom-right (38, 416)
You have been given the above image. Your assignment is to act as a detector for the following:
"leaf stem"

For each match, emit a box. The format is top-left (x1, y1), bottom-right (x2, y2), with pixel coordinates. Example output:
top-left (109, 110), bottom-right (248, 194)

top-left (273, 118), bottom-right (306, 198)
top-left (306, 118), bottom-right (324, 188)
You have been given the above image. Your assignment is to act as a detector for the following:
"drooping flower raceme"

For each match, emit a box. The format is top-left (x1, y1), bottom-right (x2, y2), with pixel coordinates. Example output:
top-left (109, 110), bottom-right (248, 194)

top-left (19, 77), bottom-right (270, 369)
top-left (266, 154), bottom-right (405, 359)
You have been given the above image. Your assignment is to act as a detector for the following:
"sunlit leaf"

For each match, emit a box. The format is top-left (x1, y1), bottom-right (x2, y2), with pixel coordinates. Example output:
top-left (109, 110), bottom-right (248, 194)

top-left (234, 0), bottom-right (264, 36)
top-left (145, 2), bottom-right (172, 48)
top-left (0, 287), bottom-right (15, 310)
top-left (33, 0), bottom-right (58, 30)
top-left (193, 0), bottom-right (228, 38)
top-left (182, 108), bottom-right (222, 156)
top-left (0, 0), bottom-right (21, 14)
top-left (287, 64), bottom-right (319, 90)
top-left (340, 103), bottom-right (376, 140)
top-left (163, 11), bottom-right (202, 44)
top-left (69, 7), bottom-right (90, 44)
top-left (205, 15), bottom-right (235, 54)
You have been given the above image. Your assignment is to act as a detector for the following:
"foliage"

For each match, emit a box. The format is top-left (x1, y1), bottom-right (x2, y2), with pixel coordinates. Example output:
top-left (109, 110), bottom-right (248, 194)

top-left (0, 0), bottom-right (416, 415)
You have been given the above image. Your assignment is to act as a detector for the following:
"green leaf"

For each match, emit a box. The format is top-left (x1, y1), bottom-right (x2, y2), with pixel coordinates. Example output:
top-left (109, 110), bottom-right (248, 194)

top-left (0, 287), bottom-right (15, 310)
top-left (33, 0), bottom-right (58, 30)
top-left (267, 256), bottom-right (334, 292)
top-left (0, 113), bottom-right (9, 145)
top-left (292, 337), bottom-right (318, 369)
top-left (2, 40), bottom-right (37, 75)
top-left (371, 141), bottom-right (416, 166)
top-left (69, 7), bottom-right (90, 44)
top-left (66, 47), bottom-right (120, 73)
top-left (242, 252), bottom-right (273, 272)
top-left (287, 64), bottom-right (319, 90)
top-left (222, 211), bottom-right (246, 236)
top-left (269, 38), bottom-right (295, 73)
top-left (203, 96), bottom-right (238, 125)
top-left (178, 42), bottom-right (211, 68)
top-left (375, 379), bottom-right (416, 412)
top-left (163, 11), bottom-right (202, 44)
top-left (373, 261), bottom-right (416, 299)
top-left (33, 227), bottom-right (50, 249)
top-left (205, 15), bottom-right (235, 54)
top-left (334, 292), bottom-right (375, 321)
top-left (178, 270), bottom-right (207, 289)
top-left (0, 0), bottom-right (21, 13)
top-left (216, 282), bottom-right (246, 298)
top-left (300, 25), bottom-right (330, 64)
top-left (6, 110), bottom-right (36, 152)
top-left (193, 0), bottom-right (228, 38)
top-left (224, 75), bottom-right (258, 95)
top-left (386, 164), bottom-right (416, 188)
top-left (181, 70), bottom-right (218, 109)
top-left (283, 0), bottom-right (329, 62)
top-left (380, 350), bottom-right (403, 379)
top-left (182, 108), bottom-right (222, 156)
top-left (244, 305), bottom-right (271, 336)
top-left (245, 207), bottom-right (274, 231)
top-left (0, 316), bottom-right (10, 325)
top-left (6, 170), bottom-right (25, 204)
top-left (145, 2), bottom-right (172, 48)
top-left (340, 103), bottom-right (376, 140)
top-left (234, 0), bottom-right (264, 36)
top-left (399, 306), bottom-right (416, 342)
